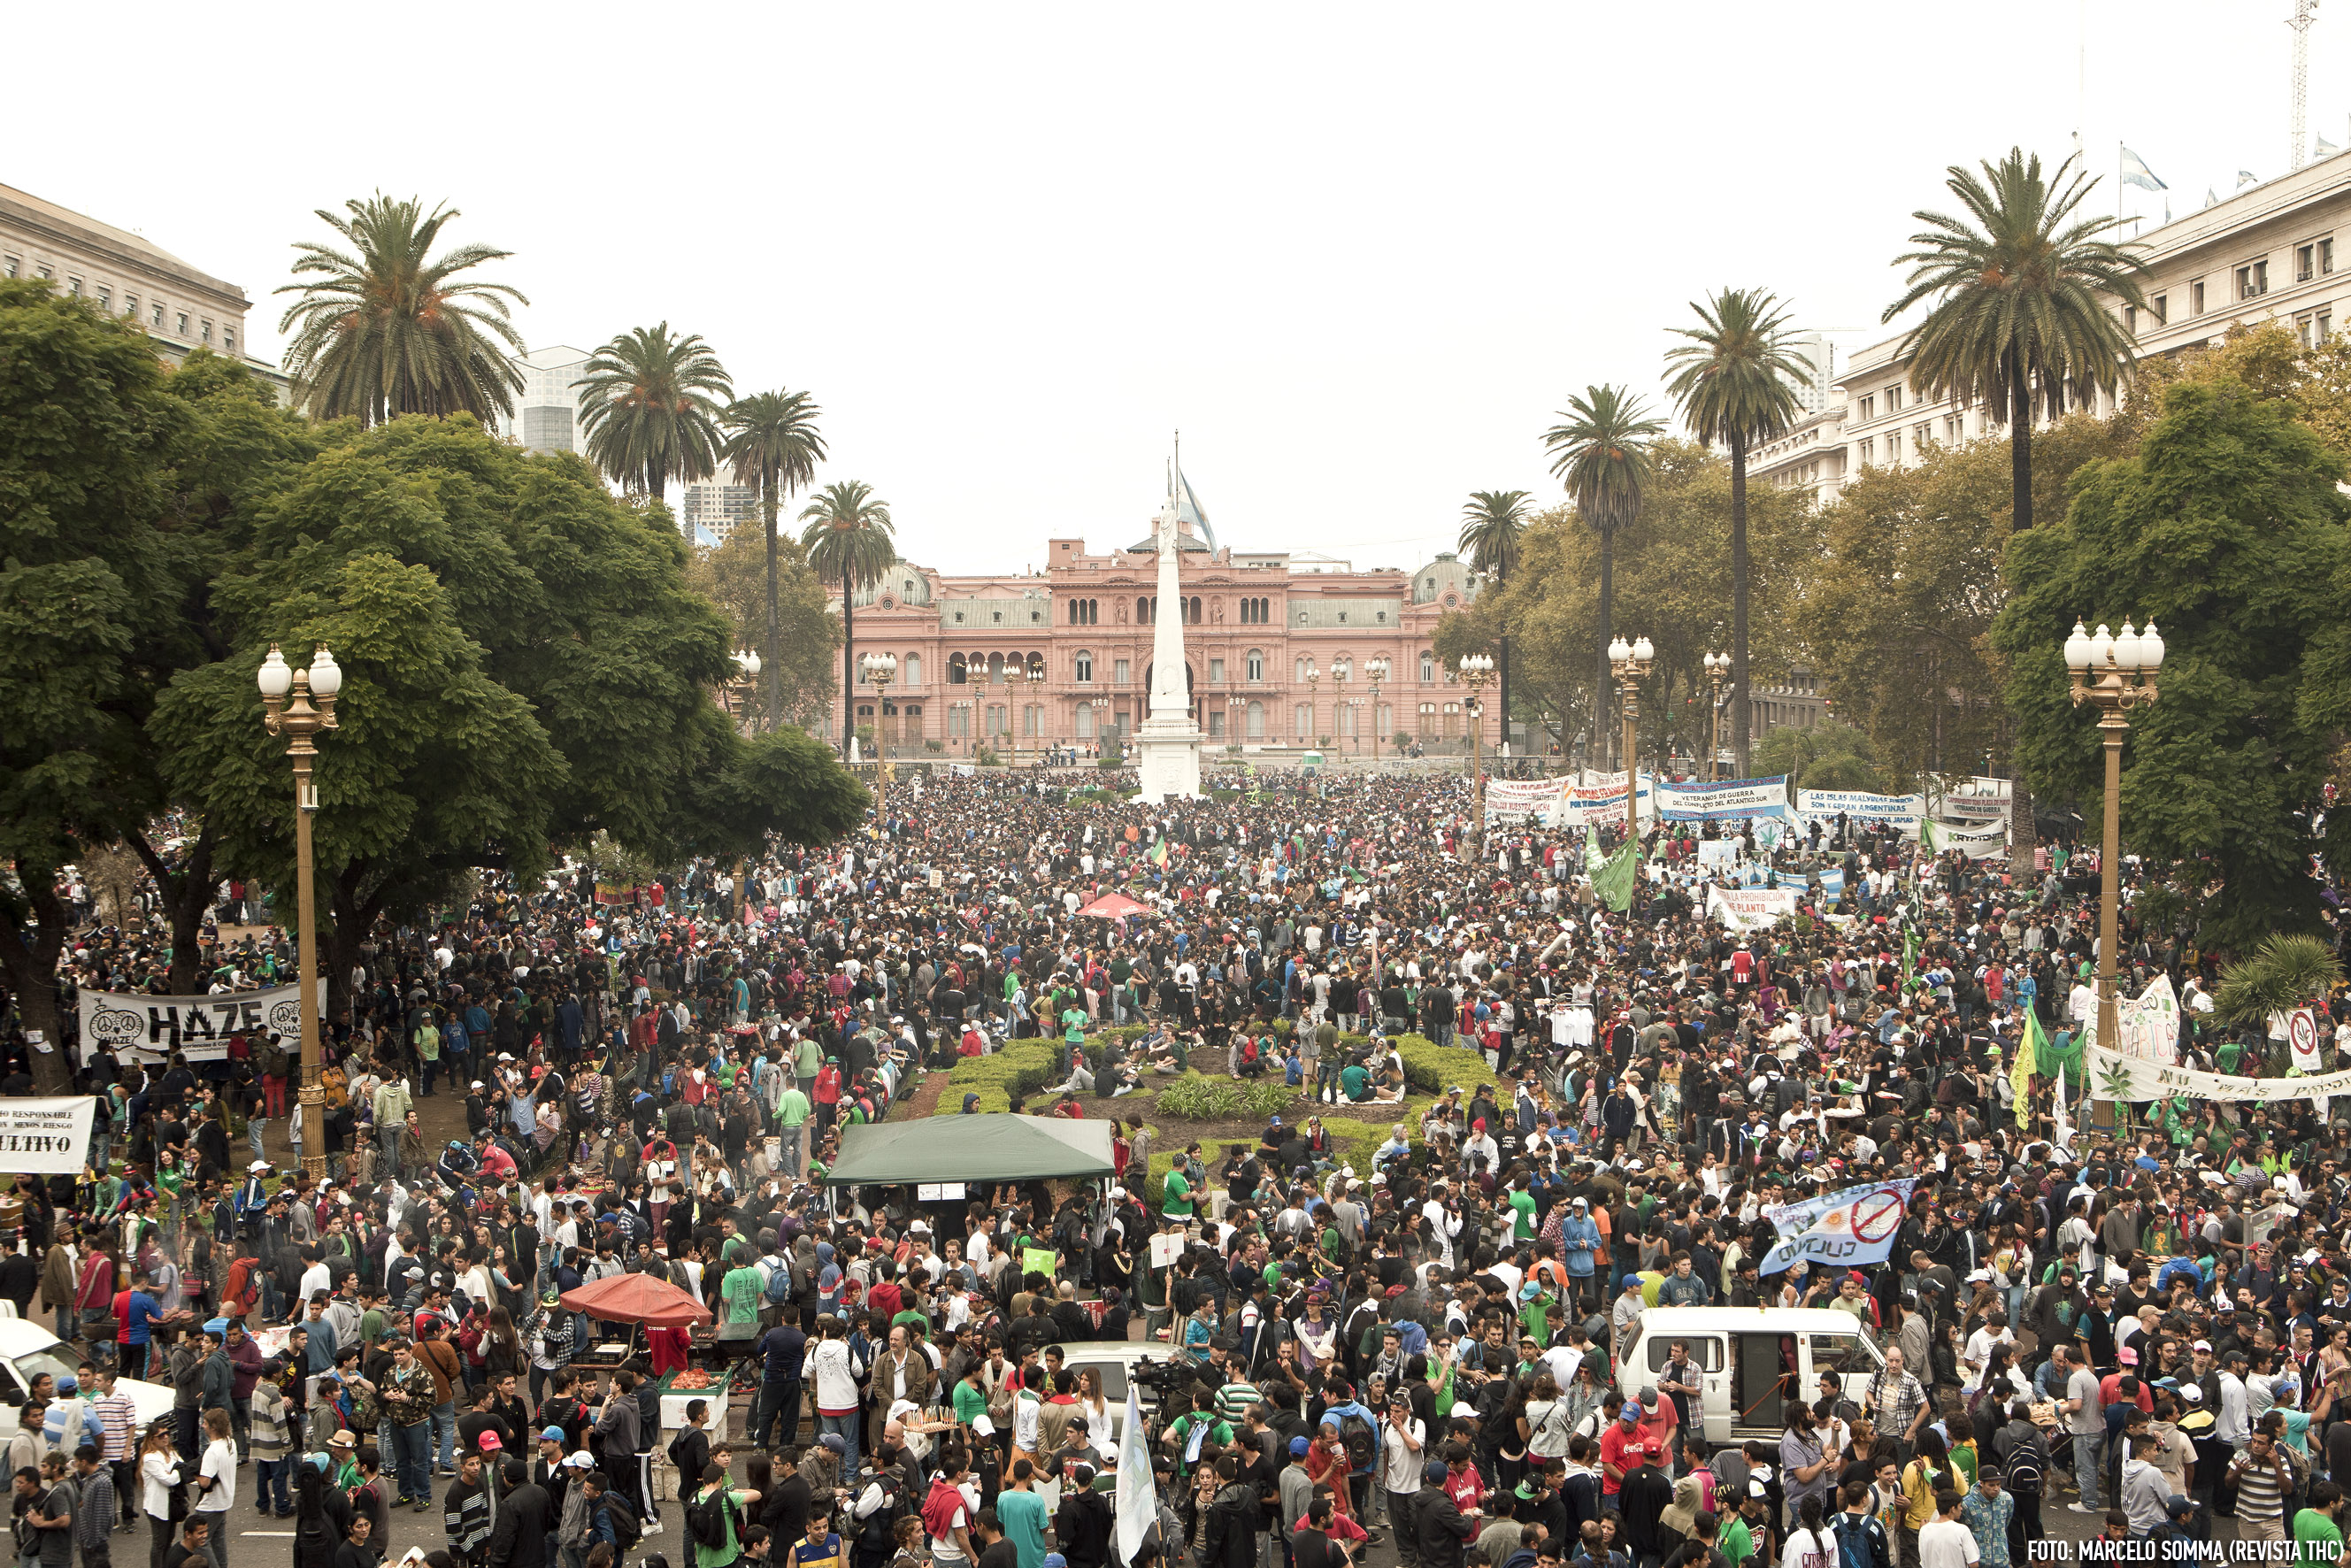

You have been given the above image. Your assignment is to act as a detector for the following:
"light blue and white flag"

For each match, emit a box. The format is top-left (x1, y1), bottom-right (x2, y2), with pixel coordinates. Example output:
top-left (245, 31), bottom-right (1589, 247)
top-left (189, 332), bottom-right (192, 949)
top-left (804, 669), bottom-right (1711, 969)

top-left (1758, 1178), bottom-right (1918, 1275)
top-left (1114, 1383), bottom-right (1156, 1566)
top-left (2120, 146), bottom-right (2167, 191)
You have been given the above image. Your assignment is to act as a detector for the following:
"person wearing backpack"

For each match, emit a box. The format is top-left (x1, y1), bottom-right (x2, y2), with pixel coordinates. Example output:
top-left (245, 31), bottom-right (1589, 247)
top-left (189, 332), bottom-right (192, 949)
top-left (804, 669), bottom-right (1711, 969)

top-left (1829, 1481), bottom-right (1890, 1568)
top-left (686, 1459), bottom-right (759, 1568)
top-left (1987, 1399), bottom-right (2043, 1558)
top-left (1318, 1382), bottom-right (1381, 1522)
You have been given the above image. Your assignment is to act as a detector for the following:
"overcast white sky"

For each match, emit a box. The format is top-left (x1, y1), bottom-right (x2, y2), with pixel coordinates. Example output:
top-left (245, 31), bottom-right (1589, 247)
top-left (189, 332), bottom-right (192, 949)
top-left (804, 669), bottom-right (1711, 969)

top-left (12, 3), bottom-right (2342, 575)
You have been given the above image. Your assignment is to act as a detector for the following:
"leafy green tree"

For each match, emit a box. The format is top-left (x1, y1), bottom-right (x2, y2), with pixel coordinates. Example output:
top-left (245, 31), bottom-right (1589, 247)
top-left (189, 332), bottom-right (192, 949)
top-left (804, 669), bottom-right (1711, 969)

top-left (799, 480), bottom-right (898, 751)
top-left (720, 389), bottom-right (827, 727)
top-left (1992, 376), bottom-right (2348, 950)
top-left (275, 195), bottom-right (527, 427)
top-left (683, 523), bottom-right (841, 726)
top-left (1664, 288), bottom-right (1809, 774)
top-left (153, 417), bottom-right (864, 1019)
top-left (1752, 721), bottom-right (1886, 792)
top-left (0, 281), bottom-right (322, 1085)
top-left (1543, 385), bottom-right (1663, 765)
top-left (1456, 490), bottom-right (1531, 748)
top-left (576, 324), bottom-right (732, 496)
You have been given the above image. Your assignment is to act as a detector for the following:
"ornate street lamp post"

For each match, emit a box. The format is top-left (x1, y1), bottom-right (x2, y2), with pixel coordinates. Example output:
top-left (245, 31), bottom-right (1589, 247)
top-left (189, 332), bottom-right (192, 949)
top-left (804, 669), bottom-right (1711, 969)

top-left (861, 651), bottom-right (896, 831)
top-left (1023, 661), bottom-right (1046, 767)
top-left (1364, 654), bottom-right (1390, 762)
top-left (1609, 637), bottom-right (1654, 837)
top-left (1331, 657), bottom-right (1352, 757)
top-left (1702, 651), bottom-right (1730, 780)
top-left (1303, 658), bottom-right (1319, 748)
top-left (2064, 617), bottom-right (2163, 1132)
top-left (257, 644), bottom-right (342, 1182)
top-left (1459, 652), bottom-right (1495, 849)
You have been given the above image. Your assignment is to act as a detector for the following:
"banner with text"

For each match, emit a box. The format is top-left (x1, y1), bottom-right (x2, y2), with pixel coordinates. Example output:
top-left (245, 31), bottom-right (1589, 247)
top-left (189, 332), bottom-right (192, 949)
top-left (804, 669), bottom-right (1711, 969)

top-left (2082, 1043), bottom-right (2351, 1104)
top-left (1705, 886), bottom-right (1798, 930)
top-left (1922, 819), bottom-right (2009, 859)
top-left (1759, 1177), bottom-right (1917, 1274)
top-left (1658, 775), bottom-right (1790, 822)
top-left (1794, 789), bottom-right (1925, 835)
top-left (1486, 774), bottom-right (1654, 826)
top-left (79, 980), bottom-right (325, 1063)
top-left (2085, 972), bottom-right (2181, 1065)
top-left (0, 1098), bottom-right (98, 1173)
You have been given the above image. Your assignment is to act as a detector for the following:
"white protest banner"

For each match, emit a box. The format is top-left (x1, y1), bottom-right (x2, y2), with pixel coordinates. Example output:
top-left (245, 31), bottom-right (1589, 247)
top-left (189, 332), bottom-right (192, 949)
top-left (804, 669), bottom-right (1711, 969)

top-left (1705, 886), bottom-right (1797, 930)
top-left (79, 980), bottom-right (324, 1063)
top-left (2116, 973), bottom-right (2181, 1065)
top-left (2084, 1042), bottom-right (2351, 1104)
top-left (1758, 1177), bottom-right (1917, 1275)
top-left (1696, 839), bottom-right (1741, 871)
top-left (1794, 789), bottom-right (1925, 834)
top-left (1657, 775), bottom-right (1790, 822)
top-left (1921, 819), bottom-right (2009, 859)
top-left (1484, 778), bottom-right (1569, 821)
top-left (0, 1098), bottom-right (98, 1173)
top-left (1487, 775), bottom-right (1653, 826)
top-left (1933, 779), bottom-right (2013, 827)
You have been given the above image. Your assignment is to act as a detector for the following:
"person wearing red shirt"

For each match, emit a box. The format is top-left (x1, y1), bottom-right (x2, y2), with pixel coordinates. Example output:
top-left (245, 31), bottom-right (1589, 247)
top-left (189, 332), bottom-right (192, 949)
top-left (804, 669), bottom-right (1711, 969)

top-left (813, 1061), bottom-right (842, 1129)
top-left (1597, 1401), bottom-right (1643, 1497)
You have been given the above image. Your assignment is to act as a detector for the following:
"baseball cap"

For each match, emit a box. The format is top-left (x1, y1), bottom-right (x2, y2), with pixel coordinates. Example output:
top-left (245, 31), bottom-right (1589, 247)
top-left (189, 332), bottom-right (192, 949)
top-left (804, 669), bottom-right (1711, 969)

top-left (1622, 1273), bottom-right (1643, 1287)
top-left (1424, 1460), bottom-right (1449, 1485)
top-left (2164, 1496), bottom-right (2195, 1518)
top-left (542, 1426), bottom-right (565, 1442)
top-left (564, 1451), bottom-right (595, 1470)
top-left (1289, 1437), bottom-right (1310, 1457)
top-left (1621, 1403), bottom-right (1644, 1424)
top-left (479, 1433), bottom-right (504, 1451)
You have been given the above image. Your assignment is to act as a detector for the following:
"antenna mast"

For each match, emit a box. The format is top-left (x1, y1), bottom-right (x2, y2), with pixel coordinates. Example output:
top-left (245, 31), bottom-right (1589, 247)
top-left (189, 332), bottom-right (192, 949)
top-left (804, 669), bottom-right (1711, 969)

top-left (2293, 0), bottom-right (2319, 172)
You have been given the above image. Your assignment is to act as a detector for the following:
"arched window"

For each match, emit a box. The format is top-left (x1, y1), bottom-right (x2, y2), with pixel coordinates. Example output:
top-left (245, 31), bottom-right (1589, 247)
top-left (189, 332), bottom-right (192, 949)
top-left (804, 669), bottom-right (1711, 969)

top-left (1246, 649), bottom-right (1264, 682)
top-left (1137, 596), bottom-right (1151, 624)
top-left (949, 653), bottom-right (968, 685)
top-left (1295, 703), bottom-right (1314, 739)
top-left (1419, 650), bottom-right (1435, 683)
top-left (1188, 596), bottom-right (1202, 624)
top-left (1074, 649), bottom-right (1094, 683)
top-left (987, 653), bottom-right (1005, 684)
top-left (1246, 700), bottom-right (1265, 738)
top-left (902, 654), bottom-right (921, 688)
top-left (1295, 657), bottom-right (1309, 684)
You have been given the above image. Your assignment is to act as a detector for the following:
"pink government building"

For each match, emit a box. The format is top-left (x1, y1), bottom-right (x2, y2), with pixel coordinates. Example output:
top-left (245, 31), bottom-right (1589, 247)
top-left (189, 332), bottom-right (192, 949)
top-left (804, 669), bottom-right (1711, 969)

top-left (826, 477), bottom-right (1490, 758)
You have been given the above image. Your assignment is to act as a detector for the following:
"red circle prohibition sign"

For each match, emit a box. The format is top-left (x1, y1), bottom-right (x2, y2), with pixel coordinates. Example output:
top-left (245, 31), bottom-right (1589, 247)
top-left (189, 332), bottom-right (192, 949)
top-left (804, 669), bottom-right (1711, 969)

top-left (1850, 1190), bottom-right (1904, 1244)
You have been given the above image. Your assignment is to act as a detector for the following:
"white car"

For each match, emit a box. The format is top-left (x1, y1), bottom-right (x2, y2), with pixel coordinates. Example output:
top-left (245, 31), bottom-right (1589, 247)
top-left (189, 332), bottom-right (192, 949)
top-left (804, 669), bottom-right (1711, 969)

top-left (0, 1319), bottom-right (178, 1435)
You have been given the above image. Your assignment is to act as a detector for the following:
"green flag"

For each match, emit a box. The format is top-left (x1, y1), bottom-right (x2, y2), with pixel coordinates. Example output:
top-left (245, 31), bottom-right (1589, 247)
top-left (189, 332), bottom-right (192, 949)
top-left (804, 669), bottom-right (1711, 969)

top-left (1584, 830), bottom-right (1608, 875)
top-left (1592, 838), bottom-right (1640, 912)
top-left (1901, 926), bottom-right (1917, 985)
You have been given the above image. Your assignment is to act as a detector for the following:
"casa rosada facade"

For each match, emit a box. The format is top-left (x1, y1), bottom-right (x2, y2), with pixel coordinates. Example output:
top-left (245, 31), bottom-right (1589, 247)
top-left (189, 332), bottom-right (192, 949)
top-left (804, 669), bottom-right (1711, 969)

top-left (826, 517), bottom-right (1486, 757)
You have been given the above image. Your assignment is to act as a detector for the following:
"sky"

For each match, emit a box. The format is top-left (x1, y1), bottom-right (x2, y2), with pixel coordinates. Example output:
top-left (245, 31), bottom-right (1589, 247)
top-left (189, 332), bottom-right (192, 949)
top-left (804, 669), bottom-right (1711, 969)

top-left (11, 2), bottom-right (2344, 576)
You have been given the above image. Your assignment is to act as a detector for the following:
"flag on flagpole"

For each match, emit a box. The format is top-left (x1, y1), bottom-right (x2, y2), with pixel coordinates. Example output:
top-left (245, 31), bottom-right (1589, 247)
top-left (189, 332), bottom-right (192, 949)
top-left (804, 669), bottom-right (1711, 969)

top-left (2204, 188), bottom-right (2218, 209)
top-left (1113, 1384), bottom-right (1156, 1567)
top-left (1585, 829), bottom-right (1607, 875)
top-left (1901, 926), bottom-right (1917, 987)
top-left (2010, 1013), bottom-right (2036, 1126)
top-left (1593, 838), bottom-right (1640, 913)
top-left (2240, 170), bottom-right (2260, 188)
top-left (1148, 837), bottom-right (1168, 868)
top-left (2054, 1064), bottom-right (2074, 1152)
top-left (2120, 146), bottom-right (2167, 191)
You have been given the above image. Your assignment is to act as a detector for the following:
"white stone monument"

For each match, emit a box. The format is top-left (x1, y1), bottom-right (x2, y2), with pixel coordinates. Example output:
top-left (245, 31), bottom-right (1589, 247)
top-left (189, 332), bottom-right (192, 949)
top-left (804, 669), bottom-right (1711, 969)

top-left (1133, 474), bottom-right (1204, 804)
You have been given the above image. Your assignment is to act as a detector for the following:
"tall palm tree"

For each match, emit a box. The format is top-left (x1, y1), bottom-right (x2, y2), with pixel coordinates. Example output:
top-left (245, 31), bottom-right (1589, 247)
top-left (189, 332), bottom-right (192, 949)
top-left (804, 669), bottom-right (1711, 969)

top-left (1457, 490), bottom-right (1532, 758)
top-left (799, 480), bottom-right (898, 753)
top-left (1543, 385), bottom-right (1664, 768)
top-left (574, 324), bottom-right (733, 497)
top-left (273, 194), bottom-right (527, 426)
top-left (720, 390), bottom-right (827, 729)
top-left (1664, 288), bottom-right (1808, 775)
top-left (1885, 148), bottom-right (2148, 532)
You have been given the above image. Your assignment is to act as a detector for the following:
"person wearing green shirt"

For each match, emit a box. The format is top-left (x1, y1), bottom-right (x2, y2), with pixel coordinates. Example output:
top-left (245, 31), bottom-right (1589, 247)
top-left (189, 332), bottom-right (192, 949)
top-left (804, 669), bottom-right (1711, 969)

top-left (1507, 1176), bottom-right (1538, 1242)
top-left (794, 1035), bottom-right (824, 1091)
top-left (1163, 1167), bottom-right (1195, 1218)
top-left (719, 1259), bottom-right (765, 1335)
top-left (777, 1084), bottom-right (812, 1176)
top-left (1719, 1494), bottom-right (1761, 1568)
top-left (995, 1458), bottom-right (1051, 1568)
top-left (688, 1468), bottom-right (753, 1568)
top-left (1164, 1405), bottom-right (1233, 1479)
top-left (950, 1364), bottom-right (990, 1428)
top-left (2295, 1489), bottom-right (2345, 1568)
top-left (1340, 1063), bottom-right (1371, 1102)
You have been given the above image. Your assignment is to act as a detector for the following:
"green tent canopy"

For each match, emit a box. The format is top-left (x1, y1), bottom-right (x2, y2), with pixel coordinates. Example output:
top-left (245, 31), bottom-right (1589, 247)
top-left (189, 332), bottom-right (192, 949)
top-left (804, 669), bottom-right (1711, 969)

top-left (824, 1113), bottom-right (1117, 1187)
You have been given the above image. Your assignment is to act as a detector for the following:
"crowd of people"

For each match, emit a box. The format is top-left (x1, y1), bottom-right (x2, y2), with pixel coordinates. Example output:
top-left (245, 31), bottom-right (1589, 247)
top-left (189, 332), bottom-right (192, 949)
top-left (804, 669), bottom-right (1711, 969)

top-left (3, 765), bottom-right (2348, 1568)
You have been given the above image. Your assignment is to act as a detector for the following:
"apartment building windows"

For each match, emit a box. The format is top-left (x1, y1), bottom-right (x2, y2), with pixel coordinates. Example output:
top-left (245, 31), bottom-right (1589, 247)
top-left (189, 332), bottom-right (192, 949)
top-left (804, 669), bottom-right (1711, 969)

top-left (2299, 311), bottom-right (2336, 347)
top-left (123, 293), bottom-right (136, 318)
top-left (2324, 311), bottom-right (2336, 342)
top-left (1886, 430), bottom-right (1903, 462)
top-left (199, 319), bottom-right (212, 344)
top-left (1856, 394), bottom-right (1876, 423)
top-left (1944, 415), bottom-right (1964, 444)
top-left (1208, 657), bottom-right (1225, 684)
top-left (2301, 238), bottom-right (2336, 281)
top-left (1885, 385), bottom-right (1903, 413)
top-left (1113, 658), bottom-right (1130, 685)
top-left (174, 312), bottom-right (188, 335)
top-left (65, 276), bottom-right (81, 296)
top-left (1858, 437), bottom-right (1876, 466)
top-left (96, 286), bottom-right (110, 311)
top-left (1915, 422), bottom-right (1932, 452)
top-left (1, 255), bottom-right (15, 278)
top-left (2151, 294), bottom-right (2167, 325)
top-left (2191, 279), bottom-right (2207, 315)
top-left (2239, 259), bottom-right (2269, 299)
top-left (2124, 305), bottom-right (2135, 333)
top-left (150, 302), bottom-right (164, 327)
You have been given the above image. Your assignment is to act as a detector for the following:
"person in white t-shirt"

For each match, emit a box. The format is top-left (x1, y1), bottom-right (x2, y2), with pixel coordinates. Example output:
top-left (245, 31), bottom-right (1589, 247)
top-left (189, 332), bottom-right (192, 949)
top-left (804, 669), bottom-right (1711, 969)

top-left (1917, 1489), bottom-right (1981, 1568)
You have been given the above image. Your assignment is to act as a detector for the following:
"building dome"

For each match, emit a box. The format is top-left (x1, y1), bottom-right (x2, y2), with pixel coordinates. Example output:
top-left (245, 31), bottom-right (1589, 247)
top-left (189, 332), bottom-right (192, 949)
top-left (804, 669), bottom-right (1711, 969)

top-left (1410, 553), bottom-right (1479, 606)
top-left (849, 568), bottom-right (935, 609)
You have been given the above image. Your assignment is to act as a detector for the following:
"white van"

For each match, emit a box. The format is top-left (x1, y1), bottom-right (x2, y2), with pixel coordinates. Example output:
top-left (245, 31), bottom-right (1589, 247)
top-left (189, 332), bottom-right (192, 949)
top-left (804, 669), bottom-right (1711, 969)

top-left (1612, 1307), bottom-right (1887, 1448)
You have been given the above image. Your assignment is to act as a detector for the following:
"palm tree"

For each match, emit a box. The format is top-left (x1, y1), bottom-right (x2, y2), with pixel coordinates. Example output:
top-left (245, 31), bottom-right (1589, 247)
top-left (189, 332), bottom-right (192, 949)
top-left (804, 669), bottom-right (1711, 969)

top-left (1664, 288), bottom-right (1808, 775)
top-left (1457, 490), bottom-right (1532, 758)
top-left (799, 480), bottom-right (898, 753)
top-left (720, 390), bottom-right (827, 730)
top-left (273, 194), bottom-right (527, 427)
top-left (1885, 148), bottom-right (2148, 532)
top-left (1544, 385), bottom-right (1663, 769)
top-left (574, 324), bottom-right (733, 497)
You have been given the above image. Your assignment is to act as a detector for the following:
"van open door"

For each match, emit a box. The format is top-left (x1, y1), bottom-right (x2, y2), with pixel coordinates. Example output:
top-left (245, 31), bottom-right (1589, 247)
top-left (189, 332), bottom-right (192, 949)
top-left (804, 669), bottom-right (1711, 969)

top-left (1731, 1330), bottom-right (1797, 1440)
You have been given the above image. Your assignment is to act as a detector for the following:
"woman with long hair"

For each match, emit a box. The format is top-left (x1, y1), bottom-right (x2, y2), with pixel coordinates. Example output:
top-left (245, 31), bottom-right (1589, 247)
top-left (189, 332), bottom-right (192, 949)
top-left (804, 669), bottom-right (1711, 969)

top-left (139, 1420), bottom-right (183, 1568)
top-left (481, 1307), bottom-right (524, 1387)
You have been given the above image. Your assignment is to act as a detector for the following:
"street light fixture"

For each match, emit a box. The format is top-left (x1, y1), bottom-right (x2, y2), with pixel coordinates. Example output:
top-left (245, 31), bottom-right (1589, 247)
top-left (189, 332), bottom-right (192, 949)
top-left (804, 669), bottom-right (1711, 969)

top-left (1303, 658), bottom-right (1320, 746)
top-left (1364, 654), bottom-right (1390, 761)
top-left (724, 649), bottom-right (763, 730)
top-left (257, 643), bottom-right (341, 1182)
top-left (1608, 636), bottom-right (1654, 835)
top-left (1023, 660), bottom-right (1046, 767)
top-left (860, 651), bottom-right (896, 829)
top-left (2065, 616), bottom-right (2163, 1131)
top-left (1702, 650), bottom-right (1730, 780)
top-left (1331, 657), bottom-right (1353, 757)
top-left (1459, 652), bottom-right (1495, 845)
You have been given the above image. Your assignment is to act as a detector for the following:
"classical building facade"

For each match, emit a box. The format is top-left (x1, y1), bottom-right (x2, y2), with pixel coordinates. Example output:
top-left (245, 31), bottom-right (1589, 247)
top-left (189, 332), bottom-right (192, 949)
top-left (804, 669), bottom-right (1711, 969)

top-left (0, 182), bottom-right (290, 401)
top-left (825, 491), bottom-right (1485, 757)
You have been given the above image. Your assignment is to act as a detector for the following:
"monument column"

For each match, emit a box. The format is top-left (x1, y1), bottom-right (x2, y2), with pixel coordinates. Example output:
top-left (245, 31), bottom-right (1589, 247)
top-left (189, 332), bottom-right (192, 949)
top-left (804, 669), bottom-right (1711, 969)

top-left (1133, 483), bottom-right (1204, 803)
